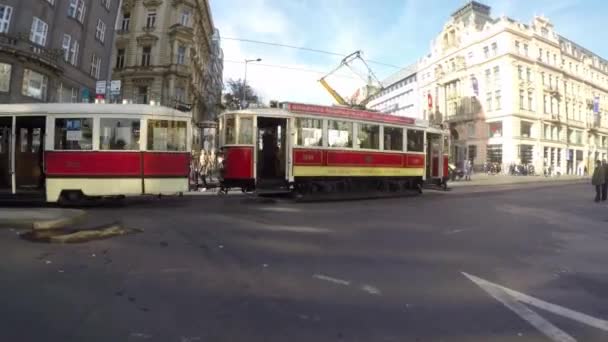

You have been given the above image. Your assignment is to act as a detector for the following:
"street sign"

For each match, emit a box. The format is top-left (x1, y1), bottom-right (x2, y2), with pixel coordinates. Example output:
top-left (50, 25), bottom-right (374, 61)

top-left (95, 81), bottom-right (106, 95)
top-left (81, 88), bottom-right (90, 103)
top-left (110, 80), bottom-right (121, 95)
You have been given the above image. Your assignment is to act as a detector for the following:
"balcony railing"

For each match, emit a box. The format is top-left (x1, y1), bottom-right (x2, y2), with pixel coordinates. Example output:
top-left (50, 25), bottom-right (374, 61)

top-left (0, 32), bottom-right (61, 70)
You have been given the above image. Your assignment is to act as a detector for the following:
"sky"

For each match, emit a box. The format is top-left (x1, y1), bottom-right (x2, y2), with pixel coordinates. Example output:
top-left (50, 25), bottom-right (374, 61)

top-left (209, 0), bottom-right (607, 106)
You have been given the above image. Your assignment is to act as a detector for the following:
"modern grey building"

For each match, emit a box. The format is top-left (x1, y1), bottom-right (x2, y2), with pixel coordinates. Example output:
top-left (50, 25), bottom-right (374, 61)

top-left (0, 0), bottom-right (119, 104)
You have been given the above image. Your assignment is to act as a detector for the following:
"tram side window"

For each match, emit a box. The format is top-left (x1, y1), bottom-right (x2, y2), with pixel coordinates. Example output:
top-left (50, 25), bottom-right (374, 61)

top-left (54, 118), bottom-right (93, 150)
top-left (225, 116), bottom-right (236, 144)
top-left (238, 117), bottom-right (253, 144)
top-left (407, 129), bottom-right (424, 152)
top-left (328, 120), bottom-right (352, 148)
top-left (358, 123), bottom-right (380, 150)
top-left (147, 120), bottom-right (187, 151)
top-left (384, 126), bottom-right (403, 151)
top-left (295, 118), bottom-right (322, 147)
top-left (100, 118), bottom-right (141, 150)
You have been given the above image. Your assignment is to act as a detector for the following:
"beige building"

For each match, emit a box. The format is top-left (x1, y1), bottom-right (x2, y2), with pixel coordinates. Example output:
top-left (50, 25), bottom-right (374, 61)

top-left (112, 0), bottom-right (220, 125)
top-left (417, 1), bottom-right (608, 175)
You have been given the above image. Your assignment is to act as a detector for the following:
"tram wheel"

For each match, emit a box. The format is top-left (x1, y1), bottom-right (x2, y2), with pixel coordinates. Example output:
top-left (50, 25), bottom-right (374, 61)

top-left (58, 190), bottom-right (86, 207)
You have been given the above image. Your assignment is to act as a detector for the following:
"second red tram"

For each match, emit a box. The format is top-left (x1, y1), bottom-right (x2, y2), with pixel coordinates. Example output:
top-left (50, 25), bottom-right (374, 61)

top-left (218, 102), bottom-right (449, 196)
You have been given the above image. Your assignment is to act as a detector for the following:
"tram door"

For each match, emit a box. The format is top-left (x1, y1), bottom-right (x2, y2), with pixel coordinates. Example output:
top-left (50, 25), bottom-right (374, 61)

top-left (0, 117), bottom-right (11, 192)
top-left (426, 133), bottom-right (443, 180)
top-left (14, 117), bottom-right (45, 192)
top-left (256, 117), bottom-right (287, 189)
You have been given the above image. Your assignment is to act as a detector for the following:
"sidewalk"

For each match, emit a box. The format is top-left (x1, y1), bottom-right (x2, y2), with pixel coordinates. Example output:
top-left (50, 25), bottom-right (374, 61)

top-left (0, 208), bottom-right (86, 230)
top-left (448, 174), bottom-right (587, 188)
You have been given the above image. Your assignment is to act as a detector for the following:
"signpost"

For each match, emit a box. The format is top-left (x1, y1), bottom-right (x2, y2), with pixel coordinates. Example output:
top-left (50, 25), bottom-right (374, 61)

top-left (95, 81), bottom-right (106, 101)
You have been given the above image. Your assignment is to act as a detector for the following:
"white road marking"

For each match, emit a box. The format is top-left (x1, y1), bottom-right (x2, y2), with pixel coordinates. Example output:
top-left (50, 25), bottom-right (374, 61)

top-left (361, 284), bottom-right (382, 296)
top-left (464, 272), bottom-right (608, 342)
top-left (130, 332), bottom-right (152, 339)
top-left (313, 274), bottom-right (351, 286)
top-left (445, 229), bottom-right (468, 235)
top-left (259, 207), bottom-right (301, 213)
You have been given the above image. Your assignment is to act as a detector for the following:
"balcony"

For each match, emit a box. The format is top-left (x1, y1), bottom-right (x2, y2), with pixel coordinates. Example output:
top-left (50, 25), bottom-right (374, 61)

top-left (168, 23), bottom-right (193, 38)
top-left (0, 33), bottom-right (62, 71)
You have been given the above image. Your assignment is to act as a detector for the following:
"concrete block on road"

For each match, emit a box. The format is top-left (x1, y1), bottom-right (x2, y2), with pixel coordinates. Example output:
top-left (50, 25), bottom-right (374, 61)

top-left (0, 208), bottom-right (86, 230)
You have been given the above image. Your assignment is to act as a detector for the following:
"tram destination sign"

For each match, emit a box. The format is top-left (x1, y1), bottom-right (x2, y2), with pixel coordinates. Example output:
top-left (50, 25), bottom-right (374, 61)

top-left (287, 103), bottom-right (417, 126)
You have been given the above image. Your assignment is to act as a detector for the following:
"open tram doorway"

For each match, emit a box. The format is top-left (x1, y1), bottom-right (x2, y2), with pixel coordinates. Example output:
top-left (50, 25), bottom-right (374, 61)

top-left (426, 132), bottom-right (444, 183)
top-left (0, 117), bottom-right (11, 193)
top-left (256, 117), bottom-right (287, 191)
top-left (15, 116), bottom-right (46, 193)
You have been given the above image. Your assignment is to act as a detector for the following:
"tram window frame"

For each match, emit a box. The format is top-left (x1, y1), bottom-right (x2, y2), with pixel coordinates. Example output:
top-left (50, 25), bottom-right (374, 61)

top-left (407, 129), bottom-right (424, 152)
top-left (383, 126), bottom-right (404, 151)
top-left (327, 120), bottom-right (353, 148)
top-left (99, 118), bottom-right (141, 151)
top-left (54, 118), bottom-right (94, 151)
top-left (357, 123), bottom-right (380, 150)
top-left (238, 116), bottom-right (254, 145)
top-left (224, 115), bottom-right (236, 145)
top-left (146, 119), bottom-right (187, 152)
top-left (295, 117), bottom-right (323, 147)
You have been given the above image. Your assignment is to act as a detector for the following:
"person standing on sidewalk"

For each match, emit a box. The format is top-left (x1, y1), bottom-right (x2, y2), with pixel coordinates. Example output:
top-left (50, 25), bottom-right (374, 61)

top-left (602, 160), bottom-right (608, 201)
top-left (592, 160), bottom-right (605, 202)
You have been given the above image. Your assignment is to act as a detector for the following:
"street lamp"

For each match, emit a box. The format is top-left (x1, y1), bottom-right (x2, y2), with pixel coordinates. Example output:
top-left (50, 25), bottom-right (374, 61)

top-left (242, 58), bottom-right (262, 109)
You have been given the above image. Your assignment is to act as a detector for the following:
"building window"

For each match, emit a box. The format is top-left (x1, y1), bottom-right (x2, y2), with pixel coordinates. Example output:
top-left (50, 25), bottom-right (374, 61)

top-left (137, 86), bottom-right (148, 104)
top-left (539, 48), bottom-right (543, 62)
top-left (483, 46), bottom-right (489, 58)
top-left (493, 66), bottom-right (500, 84)
top-left (69, 40), bottom-right (79, 66)
top-left (175, 86), bottom-right (185, 102)
top-left (467, 122), bottom-right (475, 137)
top-left (0, 63), bottom-right (11, 92)
top-left (116, 48), bottom-right (125, 69)
top-left (76, 0), bottom-right (86, 22)
top-left (528, 91), bottom-right (534, 111)
top-left (0, 5), bottom-right (12, 33)
top-left (180, 9), bottom-right (191, 26)
top-left (141, 46), bottom-right (151, 66)
top-left (519, 89), bottom-right (525, 110)
top-left (515, 40), bottom-right (520, 54)
top-left (383, 126), bottom-right (403, 151)
top-left (543, 95), bottom-right (549, 114)
top-left (61, 34), bottom-right (71, 61)
top-left (22, 69), bottom-right (48, 100)
top-left (177, 45), bottom-right (186, 64)
top-left (54, 118), bottom-right (93, 150)
top-left (121, 13), bottom-right (130, 31)
top-left (524, 44), bottom-right (528, 56)
top-left (541, 27), bottom-right (548, 38)
top-left (486, 92), bottom-right (492, 111)
top-left (68, 0), bottom-right (78, 17)
top-left (357, 123), bottom-right (380, 150)
top-left (485, 69), bottom-right (491, 85)
top-left (495, 90), bottom-right (501, 110)
top-left (489, 122), bottom-right (502, 138)
top-left (90, 54), bottom-right (101, 79)
top-left (328, 120), bottom-right (353, 148)
top-left (95, 19), bottom-right (106, 43)
top-left (527, 68), bottom-right (532, 82)
top-left (146, 9), bottom-right (156, 28)
top-left (491, 42), bottom-right (497, 56)
top-left (518, 65), bottom-right (523, 80)
top-left (30, 17), bottom-right (48, 46)
top-left (295, 118), bottom-right (323, 147)
top-left (521, 122), bottom-right (532, 138)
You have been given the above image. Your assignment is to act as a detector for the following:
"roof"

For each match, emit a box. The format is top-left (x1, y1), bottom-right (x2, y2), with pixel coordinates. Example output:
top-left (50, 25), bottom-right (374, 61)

top-left (380, 63), bottom-right (418, 88)
top-left (0, 103), bottom-right (192, 118)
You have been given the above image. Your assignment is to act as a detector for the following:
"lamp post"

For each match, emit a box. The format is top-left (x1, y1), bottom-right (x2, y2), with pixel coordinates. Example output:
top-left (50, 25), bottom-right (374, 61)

top-left (242, 58), bottom-right (261, 109)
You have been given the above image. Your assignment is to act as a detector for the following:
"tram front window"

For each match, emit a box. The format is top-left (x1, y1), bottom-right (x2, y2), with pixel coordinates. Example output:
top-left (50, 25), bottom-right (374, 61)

top-left (54, 118), bottom-right (93, 150)
top-left (100, 118), bottom-right (141, 150)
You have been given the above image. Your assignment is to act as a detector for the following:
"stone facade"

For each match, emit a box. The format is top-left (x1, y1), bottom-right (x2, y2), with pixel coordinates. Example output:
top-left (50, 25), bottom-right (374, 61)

top-left (111, 0), bottom-right (221, 126)
top-left (0, 0), bottom-right (119, 104)
top-left (416, 1), bottom-right (608, 174)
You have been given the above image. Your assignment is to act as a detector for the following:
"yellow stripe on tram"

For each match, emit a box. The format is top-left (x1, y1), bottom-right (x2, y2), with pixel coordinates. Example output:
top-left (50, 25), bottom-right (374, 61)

top-left (293, 166), bottom-right (424, 177)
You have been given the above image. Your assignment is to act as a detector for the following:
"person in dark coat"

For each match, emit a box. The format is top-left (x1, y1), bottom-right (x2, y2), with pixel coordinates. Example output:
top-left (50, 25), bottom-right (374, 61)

top-left (591, 160), bottom-right (605, 202)
top-left (603, 160), bottom-right (608, 201)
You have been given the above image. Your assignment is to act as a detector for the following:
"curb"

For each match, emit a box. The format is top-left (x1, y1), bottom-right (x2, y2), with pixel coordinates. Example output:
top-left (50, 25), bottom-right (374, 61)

top-left (0, 209), bottom-right (87, 230)
top-left (438, 179), bottom-right (587, 195)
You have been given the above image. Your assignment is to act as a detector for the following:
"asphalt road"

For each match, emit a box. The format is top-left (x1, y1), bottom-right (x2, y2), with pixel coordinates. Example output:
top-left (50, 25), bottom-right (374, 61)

top-left (1, 183), bottom-right (608, 342)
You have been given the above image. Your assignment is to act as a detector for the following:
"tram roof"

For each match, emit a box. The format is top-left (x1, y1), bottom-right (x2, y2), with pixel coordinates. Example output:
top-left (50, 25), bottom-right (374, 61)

top-left (222, 102), bottom-right (429, 127)
top-left (0, 103), bottom-right (192, 118)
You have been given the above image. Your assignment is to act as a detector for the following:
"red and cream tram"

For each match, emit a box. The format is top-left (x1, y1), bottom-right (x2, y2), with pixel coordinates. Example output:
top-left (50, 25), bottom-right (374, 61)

top-left (0, 104), bottom-right (192, 204)
top-left (218, 102), bottom-right (449, 197)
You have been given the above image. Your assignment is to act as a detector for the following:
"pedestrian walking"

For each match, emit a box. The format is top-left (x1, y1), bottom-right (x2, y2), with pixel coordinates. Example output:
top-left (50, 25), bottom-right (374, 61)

top-left (602, 160), bottom-right (608, 201)
top-left (465, 159), bottom-right (472, 181)
top-left (591, 160), bottom-right (605, 202)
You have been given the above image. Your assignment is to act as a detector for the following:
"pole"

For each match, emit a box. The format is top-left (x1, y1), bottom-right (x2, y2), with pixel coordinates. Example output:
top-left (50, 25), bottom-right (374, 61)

top-left (242, 61), bottom-right (248, 109)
